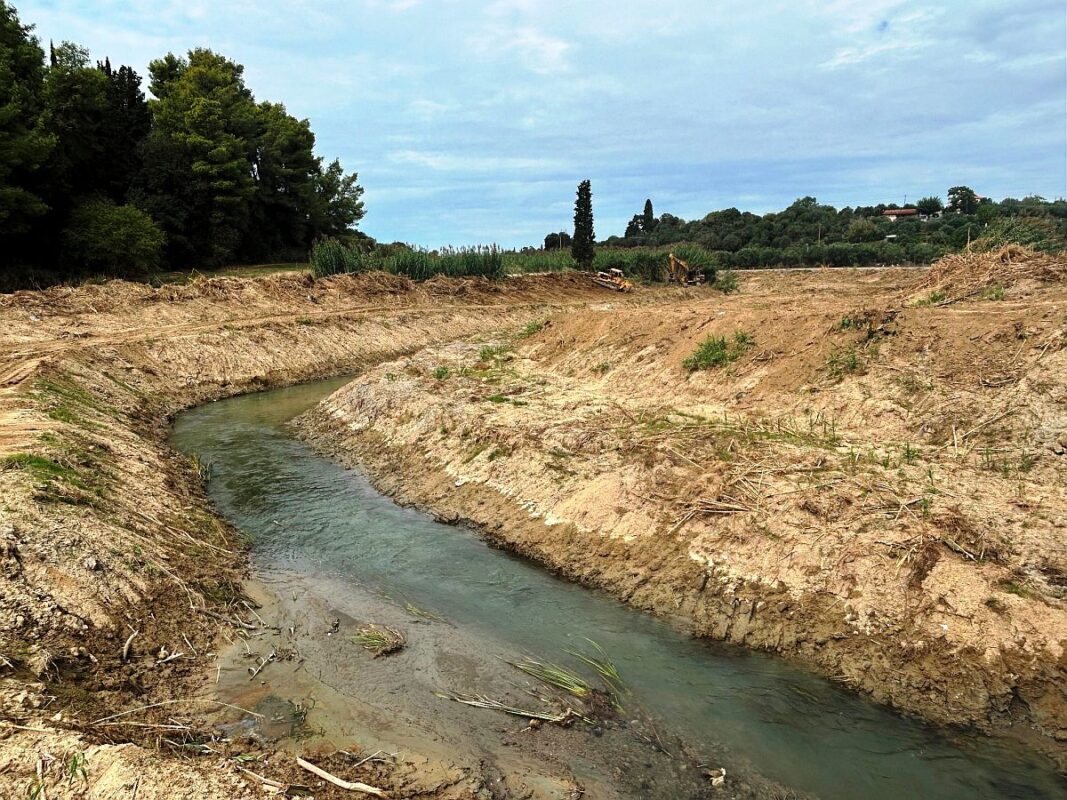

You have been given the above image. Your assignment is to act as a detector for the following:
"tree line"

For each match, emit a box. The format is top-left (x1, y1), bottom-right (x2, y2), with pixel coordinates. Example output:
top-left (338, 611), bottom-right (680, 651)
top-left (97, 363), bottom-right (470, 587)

top-left (0, 1), bottom-right (364, 288)
top-left (603, 191), bottom-right (1066, 267)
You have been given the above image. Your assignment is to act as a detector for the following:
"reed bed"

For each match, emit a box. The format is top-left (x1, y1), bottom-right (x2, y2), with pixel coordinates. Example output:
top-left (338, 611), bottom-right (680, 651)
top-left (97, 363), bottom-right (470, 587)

top-left (502, 250), bottom-right (575, 274)
top-left (310, 239), bottom-right (727, 283)
top-left (309, 240), bottom-right (504, 280)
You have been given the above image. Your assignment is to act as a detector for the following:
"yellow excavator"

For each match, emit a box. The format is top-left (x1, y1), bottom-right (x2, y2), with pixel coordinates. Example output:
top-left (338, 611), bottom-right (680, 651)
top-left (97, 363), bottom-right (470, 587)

top-left (667, 253), bottom-right (705, 286)
top-left (592, 268), bottom-right (633, 292)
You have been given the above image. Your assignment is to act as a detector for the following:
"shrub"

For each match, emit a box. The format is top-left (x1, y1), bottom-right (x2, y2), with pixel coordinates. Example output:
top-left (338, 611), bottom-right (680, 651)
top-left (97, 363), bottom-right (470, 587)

top-left (976, 217), bottom-right (1066, 252)
top-left (478, 344), bottom-right (510, 362)
top-left (518, 320), bottom-right (545, 337)
top-left (61, 198), bottom-right (164, 277)
top-left (714, 269), bottom-right (739, 293)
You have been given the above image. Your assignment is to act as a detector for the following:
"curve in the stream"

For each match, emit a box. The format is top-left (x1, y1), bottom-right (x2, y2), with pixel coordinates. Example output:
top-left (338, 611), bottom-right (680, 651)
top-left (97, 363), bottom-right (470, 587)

top-left (171, 378), bottom-right (1067, 800)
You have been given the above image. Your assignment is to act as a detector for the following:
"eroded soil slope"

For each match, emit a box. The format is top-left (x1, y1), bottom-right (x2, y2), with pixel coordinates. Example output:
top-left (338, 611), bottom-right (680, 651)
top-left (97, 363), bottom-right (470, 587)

top-left (300, 251), bottom-right (1067, 757)
top-left (0, 271), bottom-right (626, 799)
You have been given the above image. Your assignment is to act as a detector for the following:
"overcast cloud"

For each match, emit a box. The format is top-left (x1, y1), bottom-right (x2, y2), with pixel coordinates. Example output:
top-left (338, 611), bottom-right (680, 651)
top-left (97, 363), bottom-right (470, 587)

top-left (17, 0), bottom-right (1067, 246)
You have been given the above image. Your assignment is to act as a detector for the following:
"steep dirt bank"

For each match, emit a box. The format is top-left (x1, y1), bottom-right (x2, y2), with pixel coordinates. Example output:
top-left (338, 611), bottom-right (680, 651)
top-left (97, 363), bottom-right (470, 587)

top-left (0, 271), bottom-right (636, 798)
top-left (298, 252), bottom-right (1067, 762)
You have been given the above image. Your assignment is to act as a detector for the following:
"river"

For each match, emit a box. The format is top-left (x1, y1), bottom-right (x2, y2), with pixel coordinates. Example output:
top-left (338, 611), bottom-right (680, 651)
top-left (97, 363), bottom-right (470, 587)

top-left (170, 378), bottom-right (1066, 799)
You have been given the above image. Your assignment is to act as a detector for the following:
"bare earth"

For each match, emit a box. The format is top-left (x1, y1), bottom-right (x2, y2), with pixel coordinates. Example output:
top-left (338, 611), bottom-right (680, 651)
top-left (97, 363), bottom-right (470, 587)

top-left (299, 251), bottom-right (1067, 763)
top-left (0, 272), bottom-right (627, 798)
top-left (0, 252), bottom-right (1064, 796)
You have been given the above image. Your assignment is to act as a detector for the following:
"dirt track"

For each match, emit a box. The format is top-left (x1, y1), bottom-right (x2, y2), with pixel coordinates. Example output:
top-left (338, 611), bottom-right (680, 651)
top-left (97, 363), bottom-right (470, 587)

top-left (0, 258), bottom-right (1064, 796)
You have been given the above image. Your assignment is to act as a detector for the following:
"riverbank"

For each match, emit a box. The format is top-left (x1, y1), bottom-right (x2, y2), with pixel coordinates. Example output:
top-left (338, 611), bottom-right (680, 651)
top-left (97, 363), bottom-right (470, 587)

top-left (172, 380), bottom-right (790, 798)
top-left (0, 271), bottom-right (628, 797)
top-left (297, 250), bottom-right (1067, 765)
top-left (0, 256), bottom-right (1062, 796)
top-left (174, 379), bottom-right (1065, 800)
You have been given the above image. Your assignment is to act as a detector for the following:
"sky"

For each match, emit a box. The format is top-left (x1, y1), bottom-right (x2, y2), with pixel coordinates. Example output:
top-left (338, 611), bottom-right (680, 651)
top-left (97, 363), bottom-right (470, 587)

top-left (15, 0), bottom-right (1067, 248)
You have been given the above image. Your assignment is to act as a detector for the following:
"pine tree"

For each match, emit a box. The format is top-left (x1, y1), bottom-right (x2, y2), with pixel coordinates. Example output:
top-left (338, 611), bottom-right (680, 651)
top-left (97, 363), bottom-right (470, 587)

top-left (137, 49), bottom-right (260, 266)
top-left (99, 63), bottom-right (150, 202)
top-left (571, 179), bottom-right (595, 268)
top-left (0, 1), bottom-right (54, 259)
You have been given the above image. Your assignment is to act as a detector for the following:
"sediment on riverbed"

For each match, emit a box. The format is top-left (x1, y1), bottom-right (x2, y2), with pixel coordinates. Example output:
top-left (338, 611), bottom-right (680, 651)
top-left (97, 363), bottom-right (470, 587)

top-left (296, 251), bottom-right (1067, 764)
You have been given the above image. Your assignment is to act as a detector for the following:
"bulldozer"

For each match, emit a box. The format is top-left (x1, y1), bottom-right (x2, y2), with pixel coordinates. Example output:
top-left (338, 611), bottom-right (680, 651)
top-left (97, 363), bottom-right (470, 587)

top-left (667, 253), bottom-right (705, 286)
top-left (592, 268), bottom-right (633, 292)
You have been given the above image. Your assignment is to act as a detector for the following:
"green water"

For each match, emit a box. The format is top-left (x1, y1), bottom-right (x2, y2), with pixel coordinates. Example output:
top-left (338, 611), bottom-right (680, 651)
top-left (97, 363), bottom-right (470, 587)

top-left (171, 379), bottom-right (1066, 800)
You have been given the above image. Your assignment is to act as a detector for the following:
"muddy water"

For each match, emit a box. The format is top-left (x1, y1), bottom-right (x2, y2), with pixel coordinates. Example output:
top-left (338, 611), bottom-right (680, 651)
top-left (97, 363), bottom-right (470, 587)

top-left (171, 379), bottom-right (1066, 800)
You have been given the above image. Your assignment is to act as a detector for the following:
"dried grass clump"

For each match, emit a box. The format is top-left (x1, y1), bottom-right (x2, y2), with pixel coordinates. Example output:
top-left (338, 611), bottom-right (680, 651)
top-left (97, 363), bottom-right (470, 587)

top-left (348, 624), bottom-right (405, 657)
top-left (909, 246), bottom-right (1066, 305)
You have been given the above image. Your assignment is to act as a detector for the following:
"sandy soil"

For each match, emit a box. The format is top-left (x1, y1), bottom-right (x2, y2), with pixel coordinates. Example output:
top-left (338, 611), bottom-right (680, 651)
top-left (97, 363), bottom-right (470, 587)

top-left (0, 253), bottom-right (1063, 796)
top-left (0, 271), bottom-right (640, 799)
top-left (297, 251), bottom-right (1067, 764)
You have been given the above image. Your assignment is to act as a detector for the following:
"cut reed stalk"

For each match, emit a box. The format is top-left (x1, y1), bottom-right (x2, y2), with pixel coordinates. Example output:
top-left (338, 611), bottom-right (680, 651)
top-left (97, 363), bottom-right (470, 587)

top-left (508, 657), bottom-right (592, 699)
top-left (348, 624), bottom-right (405, 656)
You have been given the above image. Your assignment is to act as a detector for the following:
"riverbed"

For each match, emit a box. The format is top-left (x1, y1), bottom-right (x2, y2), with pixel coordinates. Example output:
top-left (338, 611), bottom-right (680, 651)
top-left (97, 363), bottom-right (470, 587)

top-left (170, 378), bottom-right (1067, 799)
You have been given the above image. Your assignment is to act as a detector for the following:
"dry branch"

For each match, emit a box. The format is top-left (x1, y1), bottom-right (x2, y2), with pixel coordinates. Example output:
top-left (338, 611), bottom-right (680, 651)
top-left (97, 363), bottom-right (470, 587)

top-left (296, 756), bottom-right (386, 797)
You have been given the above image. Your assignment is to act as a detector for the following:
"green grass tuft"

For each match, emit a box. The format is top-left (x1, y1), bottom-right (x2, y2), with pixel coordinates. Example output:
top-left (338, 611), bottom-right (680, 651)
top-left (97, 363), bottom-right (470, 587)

top-left (683, 330), bottom-right (753, 371)
top-left (518, 320), bottom-right (546, 338)
top-left (509, 657), bottom-right (592, 699)
top-left (826, 346), bottom-right (863, 379)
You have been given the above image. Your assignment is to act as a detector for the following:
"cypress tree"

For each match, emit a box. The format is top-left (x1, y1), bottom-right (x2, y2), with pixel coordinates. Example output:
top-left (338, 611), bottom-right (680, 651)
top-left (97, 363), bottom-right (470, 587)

top-left (571, 179), bottom-right (595, 268)
top-left (642, 198), bottom-right (655, 232)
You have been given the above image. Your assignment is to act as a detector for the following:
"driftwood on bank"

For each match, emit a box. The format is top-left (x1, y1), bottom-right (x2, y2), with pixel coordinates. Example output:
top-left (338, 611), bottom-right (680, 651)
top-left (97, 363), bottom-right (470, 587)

top-left (296, 756), bottom-right (386, 797)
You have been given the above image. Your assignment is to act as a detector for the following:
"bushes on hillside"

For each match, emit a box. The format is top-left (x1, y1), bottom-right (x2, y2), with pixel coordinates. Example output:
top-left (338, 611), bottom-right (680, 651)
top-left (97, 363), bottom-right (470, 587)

top-left (61, 198), bottom-right (165, 276)
top-left (718, 240), bottom-right (943, 269)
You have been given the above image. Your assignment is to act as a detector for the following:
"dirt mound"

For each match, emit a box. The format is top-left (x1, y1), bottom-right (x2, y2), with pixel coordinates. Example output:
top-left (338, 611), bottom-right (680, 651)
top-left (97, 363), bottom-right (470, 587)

top-left (0, 271), bottom-right (605, 322)
top-left (908, 246), bottom-right (1067, 304)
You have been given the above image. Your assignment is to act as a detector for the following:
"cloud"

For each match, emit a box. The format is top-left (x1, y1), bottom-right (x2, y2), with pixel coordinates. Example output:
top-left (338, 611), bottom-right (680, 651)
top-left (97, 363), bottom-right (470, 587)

top-left (468, 24), bottom-right (571, 74)
top-left (362, 0), bottom-right (424, 11)
top-left (407, 99), bottom-right (451, 120)
top-left (821, 8), bottom-right (938, 68)
top-left (387, 149), bottom-right (567, 173)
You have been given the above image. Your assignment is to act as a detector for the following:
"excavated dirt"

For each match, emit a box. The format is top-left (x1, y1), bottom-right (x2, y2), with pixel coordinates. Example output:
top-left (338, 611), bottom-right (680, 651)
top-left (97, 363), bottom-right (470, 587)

top-left (297, 253), bottom-right (1067, 766)
top-left (1, 256), bottom-right (1064, 796)
top-left (0, 271), bottom-right (639, 799)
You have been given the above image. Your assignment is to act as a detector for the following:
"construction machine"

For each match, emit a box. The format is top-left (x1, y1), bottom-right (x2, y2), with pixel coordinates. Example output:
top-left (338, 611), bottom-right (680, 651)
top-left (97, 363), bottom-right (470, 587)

top-left (592, 268), bottom-right (633, 292)
top-left (667, 253), bottom-right (705, 286)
